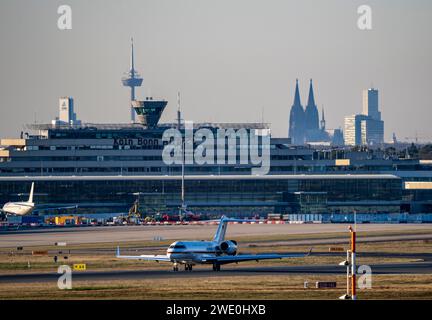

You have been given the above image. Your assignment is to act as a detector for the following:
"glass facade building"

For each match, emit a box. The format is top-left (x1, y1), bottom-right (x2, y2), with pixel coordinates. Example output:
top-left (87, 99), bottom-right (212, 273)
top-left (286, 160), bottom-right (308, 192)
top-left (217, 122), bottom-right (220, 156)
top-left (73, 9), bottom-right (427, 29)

top-left (1, 122), bottom-right (431, 216)
top-left (0, 174), bottom-right (402, 217)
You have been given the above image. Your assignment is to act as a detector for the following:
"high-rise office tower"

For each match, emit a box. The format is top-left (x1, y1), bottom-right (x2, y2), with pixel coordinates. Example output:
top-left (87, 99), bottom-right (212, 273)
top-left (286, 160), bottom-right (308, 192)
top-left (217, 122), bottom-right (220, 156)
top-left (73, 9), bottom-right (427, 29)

top-left (362, 88), bottom-right (381, 121)
top-left (360, 118), bottom-right (384, 145)
top-left (58, 97), bottom-right (80, 125)
top-left (344, 114), bottom-right (367, 146)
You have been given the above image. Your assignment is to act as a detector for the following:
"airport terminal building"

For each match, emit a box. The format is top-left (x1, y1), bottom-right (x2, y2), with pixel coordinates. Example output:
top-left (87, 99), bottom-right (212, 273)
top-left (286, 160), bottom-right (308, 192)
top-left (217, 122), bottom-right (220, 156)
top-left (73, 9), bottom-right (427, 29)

top-left (1, 105), bottom-right (431, 218)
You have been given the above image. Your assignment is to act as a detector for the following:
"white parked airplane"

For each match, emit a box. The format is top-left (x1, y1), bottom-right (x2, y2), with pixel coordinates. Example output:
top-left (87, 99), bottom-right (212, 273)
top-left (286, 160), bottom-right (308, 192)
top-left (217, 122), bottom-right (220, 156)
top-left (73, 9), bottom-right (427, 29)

top-left (1, 182), bottom-right (35, 216)
top-left (116, 216), bottom-right (312, 271)
top-left (0, 182), bottom-right (78, 217)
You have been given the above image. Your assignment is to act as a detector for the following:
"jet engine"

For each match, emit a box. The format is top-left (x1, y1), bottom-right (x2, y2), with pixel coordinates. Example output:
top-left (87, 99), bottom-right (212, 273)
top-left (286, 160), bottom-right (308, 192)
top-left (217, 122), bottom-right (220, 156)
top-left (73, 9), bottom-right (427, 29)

top-left (219, 240), bottom-right (238, 255)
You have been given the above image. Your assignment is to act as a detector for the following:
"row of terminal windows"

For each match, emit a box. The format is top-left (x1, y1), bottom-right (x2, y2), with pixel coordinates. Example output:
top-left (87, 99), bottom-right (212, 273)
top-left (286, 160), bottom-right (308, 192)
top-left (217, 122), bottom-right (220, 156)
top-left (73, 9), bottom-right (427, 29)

top-left (0, 167), bottom-right (252, 175)
top-left (0, 167), bottom-right (249, 174)
top-left (49, 132), bottom-right (162, 139)
top-left (0, 178), bottom-right (402, 205)
top-left (1, 164), bottom-right (430, 175)
top-left (26, 145), bottom-right (163, 151)
top-left (271, 155), bottom-right (313, 160)
top-left (0, 167), bottom-right (163, 174)
top-left (8, 152), bottom-right (432, 172)
top-left (10, 156), bottom-right (162, 161)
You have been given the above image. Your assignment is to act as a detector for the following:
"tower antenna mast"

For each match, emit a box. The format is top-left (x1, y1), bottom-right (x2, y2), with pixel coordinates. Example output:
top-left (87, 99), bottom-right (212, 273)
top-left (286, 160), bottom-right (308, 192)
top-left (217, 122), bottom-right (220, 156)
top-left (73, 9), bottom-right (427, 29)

top-left (177, 91), bottom-right (182, 130)
top-left (122, 37), bottom-right (143, 123)
top-left (177, 91), bottom-right (187, 220)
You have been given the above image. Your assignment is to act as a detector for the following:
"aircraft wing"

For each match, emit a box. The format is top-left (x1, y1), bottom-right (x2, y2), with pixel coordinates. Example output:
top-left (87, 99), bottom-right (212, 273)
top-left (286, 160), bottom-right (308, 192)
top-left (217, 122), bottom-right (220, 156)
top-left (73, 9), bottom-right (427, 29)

top-left (33, 205), bottom-right (78, 213)
top-left (115, 247), bottom-right (171, 262)
top-left (202, 249), bottom-right (312, 265)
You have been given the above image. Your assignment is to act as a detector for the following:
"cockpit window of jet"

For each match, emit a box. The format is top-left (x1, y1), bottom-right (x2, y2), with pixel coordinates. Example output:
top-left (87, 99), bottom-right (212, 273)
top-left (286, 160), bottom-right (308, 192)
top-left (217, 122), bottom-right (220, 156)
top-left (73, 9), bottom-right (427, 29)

top-left (116, 216), bottom-right (312, 271)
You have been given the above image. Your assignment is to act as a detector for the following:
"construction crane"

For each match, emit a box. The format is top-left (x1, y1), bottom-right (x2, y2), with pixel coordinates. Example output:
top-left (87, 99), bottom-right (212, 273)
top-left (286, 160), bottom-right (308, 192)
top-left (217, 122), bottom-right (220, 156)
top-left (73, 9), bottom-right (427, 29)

top-left (125, 198), bottom-right (142, 224)
top-left (404, 132), bottom-right (432, 144)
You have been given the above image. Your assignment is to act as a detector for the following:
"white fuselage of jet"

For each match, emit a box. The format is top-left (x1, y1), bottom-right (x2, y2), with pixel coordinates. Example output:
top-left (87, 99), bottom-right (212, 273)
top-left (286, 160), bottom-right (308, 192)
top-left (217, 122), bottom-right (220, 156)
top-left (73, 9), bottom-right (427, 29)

top-left (2, 201), bottom-right (35, 216)
top-left (166, 240), bottom-right (235, 264)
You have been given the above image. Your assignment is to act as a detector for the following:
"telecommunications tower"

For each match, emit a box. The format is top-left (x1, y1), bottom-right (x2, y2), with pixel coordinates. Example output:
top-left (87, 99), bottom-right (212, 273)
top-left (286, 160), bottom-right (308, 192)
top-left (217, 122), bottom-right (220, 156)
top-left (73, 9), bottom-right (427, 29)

top-left (122, 38), bottom-right (143, 122)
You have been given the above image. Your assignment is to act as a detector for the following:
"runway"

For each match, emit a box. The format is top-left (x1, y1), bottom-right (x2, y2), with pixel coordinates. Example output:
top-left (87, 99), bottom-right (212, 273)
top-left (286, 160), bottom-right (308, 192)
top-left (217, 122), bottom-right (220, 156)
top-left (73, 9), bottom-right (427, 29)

top-left (1, 223), bottom-right (432, 248)
top-left (1, 262), bottom-right (432, 283)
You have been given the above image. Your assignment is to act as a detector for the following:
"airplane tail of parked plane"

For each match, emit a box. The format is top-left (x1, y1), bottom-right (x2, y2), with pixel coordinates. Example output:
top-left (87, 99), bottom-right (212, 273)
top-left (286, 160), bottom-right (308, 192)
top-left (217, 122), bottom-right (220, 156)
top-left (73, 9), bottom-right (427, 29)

top-left (1, 182), bottom-right (36, 216)
top-left (28, 182), bottom-right (34, 203)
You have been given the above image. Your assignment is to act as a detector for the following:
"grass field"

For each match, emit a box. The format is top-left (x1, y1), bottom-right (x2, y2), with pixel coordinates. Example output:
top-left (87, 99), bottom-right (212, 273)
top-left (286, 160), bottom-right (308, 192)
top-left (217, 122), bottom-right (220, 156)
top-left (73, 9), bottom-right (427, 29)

top-left (1, 274), bottom-right (431, 300)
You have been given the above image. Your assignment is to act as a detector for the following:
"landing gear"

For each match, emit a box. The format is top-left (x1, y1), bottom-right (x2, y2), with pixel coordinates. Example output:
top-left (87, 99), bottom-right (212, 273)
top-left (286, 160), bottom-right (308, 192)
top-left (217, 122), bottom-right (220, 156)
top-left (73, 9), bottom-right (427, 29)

top-left (184, 264), bottom-right (193, 271)
top-left (173, 263), bottom-right (179, 272)
top-left (212, 263), bottom-right (221, 271)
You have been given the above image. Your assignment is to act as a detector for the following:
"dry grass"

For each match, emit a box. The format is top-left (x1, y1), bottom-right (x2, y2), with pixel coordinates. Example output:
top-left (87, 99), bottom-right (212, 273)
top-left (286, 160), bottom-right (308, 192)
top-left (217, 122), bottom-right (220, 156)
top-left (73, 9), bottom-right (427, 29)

top-left (1, 274), bottom-right (431, 300)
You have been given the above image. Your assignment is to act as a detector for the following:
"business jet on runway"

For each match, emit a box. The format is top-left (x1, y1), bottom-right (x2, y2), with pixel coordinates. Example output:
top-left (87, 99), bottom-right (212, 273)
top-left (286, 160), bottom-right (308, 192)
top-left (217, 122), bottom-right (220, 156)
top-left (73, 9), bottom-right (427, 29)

top-left (116, 216), bottom-right (312, 271)
top-left (1, 182), bottom-right (35, 216)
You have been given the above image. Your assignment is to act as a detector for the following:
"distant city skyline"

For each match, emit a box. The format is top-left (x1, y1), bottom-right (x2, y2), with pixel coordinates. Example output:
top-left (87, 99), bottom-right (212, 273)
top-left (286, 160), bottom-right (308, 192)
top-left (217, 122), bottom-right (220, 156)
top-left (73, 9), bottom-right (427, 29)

top-left (0, 0), bottom-right (431, 142)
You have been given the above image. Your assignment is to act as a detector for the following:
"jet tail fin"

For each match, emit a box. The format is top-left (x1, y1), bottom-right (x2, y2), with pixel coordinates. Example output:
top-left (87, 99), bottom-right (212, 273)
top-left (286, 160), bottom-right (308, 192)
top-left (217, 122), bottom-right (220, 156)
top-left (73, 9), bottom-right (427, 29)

top-left (28, 182), bottom-right (34, 203)
top-left (213, 216), bottom-right (228, 243)
top-left (212, 216), bottom-right (260, 243)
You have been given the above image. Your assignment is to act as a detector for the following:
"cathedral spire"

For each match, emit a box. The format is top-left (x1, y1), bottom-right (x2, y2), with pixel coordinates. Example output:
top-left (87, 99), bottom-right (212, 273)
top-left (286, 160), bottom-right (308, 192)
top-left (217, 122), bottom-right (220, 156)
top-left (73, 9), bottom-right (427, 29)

top-left (307, 79), bottom-right (315, 107)
top-left (289, 79), bottom-right (305, 145)
top-left (320, 105), bottom-right (326, 130)
top-left (294, 78), bottom-right (301, 106)
top-left (304, 78), bottom-right (319, 133)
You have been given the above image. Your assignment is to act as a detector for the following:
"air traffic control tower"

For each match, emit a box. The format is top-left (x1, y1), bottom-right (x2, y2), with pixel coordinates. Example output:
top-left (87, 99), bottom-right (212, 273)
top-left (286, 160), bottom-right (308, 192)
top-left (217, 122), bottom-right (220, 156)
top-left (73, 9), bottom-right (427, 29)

top-left (132, 98), bottom-right (167, 128)
top-left (122, 38), bottom-right (143, 123)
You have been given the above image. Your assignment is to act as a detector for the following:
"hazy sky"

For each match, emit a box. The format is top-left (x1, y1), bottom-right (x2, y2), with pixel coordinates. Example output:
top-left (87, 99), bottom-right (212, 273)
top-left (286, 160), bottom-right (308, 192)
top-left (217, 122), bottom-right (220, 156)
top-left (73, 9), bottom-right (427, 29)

top-left (0, 0), bottom-right (431, 141)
